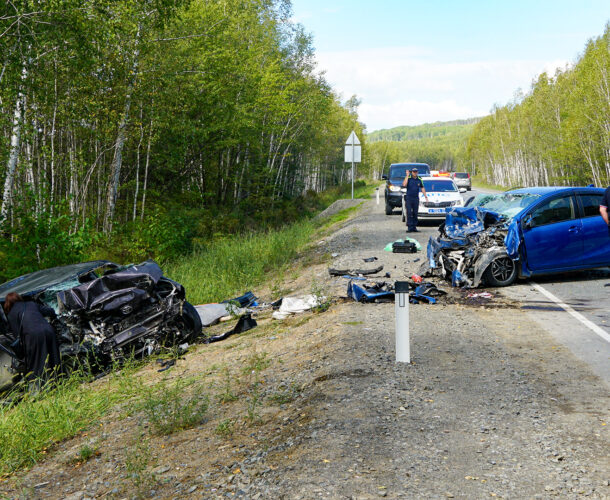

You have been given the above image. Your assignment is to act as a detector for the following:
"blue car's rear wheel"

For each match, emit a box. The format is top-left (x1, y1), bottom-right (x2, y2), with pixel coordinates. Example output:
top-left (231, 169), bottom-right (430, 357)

top-left (483, 256), bottom-right (517, 287)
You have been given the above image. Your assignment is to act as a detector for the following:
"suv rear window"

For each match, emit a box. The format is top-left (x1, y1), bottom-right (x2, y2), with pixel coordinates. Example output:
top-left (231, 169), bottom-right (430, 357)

top-left (454, 173), bottom-right (469, 179)
top-left (389, 165), bottom-right (430, 180)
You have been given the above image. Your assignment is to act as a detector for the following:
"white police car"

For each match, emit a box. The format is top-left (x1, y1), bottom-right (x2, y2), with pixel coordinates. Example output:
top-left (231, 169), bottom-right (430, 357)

top-left (402, 178), bottom-right (465, 222)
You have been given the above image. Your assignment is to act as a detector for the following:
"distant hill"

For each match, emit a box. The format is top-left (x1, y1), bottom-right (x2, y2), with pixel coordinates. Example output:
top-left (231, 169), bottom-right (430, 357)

top-left (367, 117), bottom-right (482, 143)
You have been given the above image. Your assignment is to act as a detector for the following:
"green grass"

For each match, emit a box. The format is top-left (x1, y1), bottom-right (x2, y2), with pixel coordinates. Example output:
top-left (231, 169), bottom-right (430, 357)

top-left (0, 365), bottom-right (143, 474)
top-left (139, 378), bottom-right (209, 436)
top-left (166, 220), bottom-right (316, 305)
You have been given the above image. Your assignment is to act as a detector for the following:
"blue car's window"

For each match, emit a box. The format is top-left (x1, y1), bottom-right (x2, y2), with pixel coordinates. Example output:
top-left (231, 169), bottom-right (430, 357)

top-left (531, 196), bottom-right (576, 227)
top-left (578, 194), bottom-right (603, 218)
top-left (423, 180), bottom-right (457, 192)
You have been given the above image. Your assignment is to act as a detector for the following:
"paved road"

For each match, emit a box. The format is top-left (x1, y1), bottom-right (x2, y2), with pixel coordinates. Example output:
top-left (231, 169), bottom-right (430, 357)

top-left (392, 184), bottom-right (610, 384)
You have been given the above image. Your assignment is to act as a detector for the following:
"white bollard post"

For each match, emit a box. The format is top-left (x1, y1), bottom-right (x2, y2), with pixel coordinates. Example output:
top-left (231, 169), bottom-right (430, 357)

top-left (376, 188), bottom-right (380, 205)
top-left (395, 281), bottom-right (410, 363)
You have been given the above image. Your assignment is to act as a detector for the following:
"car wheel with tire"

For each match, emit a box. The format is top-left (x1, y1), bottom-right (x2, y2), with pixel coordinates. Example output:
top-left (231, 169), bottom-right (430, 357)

top-left (180, 301), bottom-right (202, 342)
top-left (483, 256), bottom-right (517, 287)
top-left (385, 201), bottom-right (393, 215)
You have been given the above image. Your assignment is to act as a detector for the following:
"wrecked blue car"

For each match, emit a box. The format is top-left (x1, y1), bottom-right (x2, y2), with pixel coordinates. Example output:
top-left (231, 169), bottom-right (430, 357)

top-left (424, 187), bottom-right (610, 287)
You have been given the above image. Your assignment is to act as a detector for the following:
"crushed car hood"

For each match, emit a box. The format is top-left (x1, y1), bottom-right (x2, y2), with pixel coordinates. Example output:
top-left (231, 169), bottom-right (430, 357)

top-left (423, 206), bottom-right (522, 287)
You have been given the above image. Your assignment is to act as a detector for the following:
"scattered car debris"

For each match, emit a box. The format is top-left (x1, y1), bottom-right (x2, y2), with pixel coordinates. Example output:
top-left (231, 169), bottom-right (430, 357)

top-left (466, 292), bottom-right (493, 299)
top-left (347, 280), bottom-right (446, 305)
top-left (384, 237), bottom-right (421, 252)
top-left (206, 313), bottom-right (257, 343)
top-left (272, 295), bottom-right (326, 320)
top-left (347, 280), bottom-right (394, 303)
top-left (222, 291), bottom-right (257, 308)
top-left (392, 240), bottom-right (418, 253)
top-left (195, 291), bottom-right (258, 326)
top-left (363, 257), bottom-right (378, 262)
top-left (411, 274), bottom-right (423, 283)
top-left (328, 265), bottom-right (384, 277)
top-left (156, 358), bottom-right (176, 372)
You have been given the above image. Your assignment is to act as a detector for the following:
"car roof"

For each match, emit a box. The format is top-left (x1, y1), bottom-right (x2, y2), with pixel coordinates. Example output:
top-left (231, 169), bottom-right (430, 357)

top-left (423, 177), bottom-right (454, 182)
top-left (0, 260), bottom-right (115, 300)
top-left (506, 186), bottom-right (605, 196)
top-left (390, 163), bottom-right (430, 167)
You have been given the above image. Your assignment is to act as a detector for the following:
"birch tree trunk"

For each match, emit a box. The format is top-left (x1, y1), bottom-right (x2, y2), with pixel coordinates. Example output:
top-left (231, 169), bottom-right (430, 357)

top-left (1, 63), bottom-right (28, 221)
top-left (104, 25), bottom-right (141, 233)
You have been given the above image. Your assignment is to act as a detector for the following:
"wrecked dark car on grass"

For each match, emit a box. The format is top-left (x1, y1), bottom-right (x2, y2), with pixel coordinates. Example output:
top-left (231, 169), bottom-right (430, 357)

top-left (423, 187), bottom-right (610, 287)
top-left (0, 260), bottom-right (201, 391)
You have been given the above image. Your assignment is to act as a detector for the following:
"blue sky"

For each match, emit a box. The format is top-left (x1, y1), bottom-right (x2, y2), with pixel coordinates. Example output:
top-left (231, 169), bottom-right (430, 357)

top-left (291, 0), bottom-right (609, 131)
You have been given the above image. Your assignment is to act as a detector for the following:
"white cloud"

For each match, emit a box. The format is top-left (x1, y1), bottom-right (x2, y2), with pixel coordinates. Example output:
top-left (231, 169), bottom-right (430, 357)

top-left (314, 47), bottom-right (567, 131)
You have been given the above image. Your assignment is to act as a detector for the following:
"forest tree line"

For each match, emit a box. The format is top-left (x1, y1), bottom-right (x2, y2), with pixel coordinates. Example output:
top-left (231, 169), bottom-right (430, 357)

top-left (0, 0), bottom-right (364, 277)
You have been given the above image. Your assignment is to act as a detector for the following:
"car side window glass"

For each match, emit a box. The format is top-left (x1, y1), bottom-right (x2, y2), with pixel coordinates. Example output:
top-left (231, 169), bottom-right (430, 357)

top-left (578, 194), bottom-right (603, 218)
top-left (530, 196), bottom-right (576, 227)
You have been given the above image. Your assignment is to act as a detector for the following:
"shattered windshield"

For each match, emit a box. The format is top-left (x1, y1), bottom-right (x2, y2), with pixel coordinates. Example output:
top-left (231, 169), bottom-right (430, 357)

top-left (471, 193), bottom-right (541, 218)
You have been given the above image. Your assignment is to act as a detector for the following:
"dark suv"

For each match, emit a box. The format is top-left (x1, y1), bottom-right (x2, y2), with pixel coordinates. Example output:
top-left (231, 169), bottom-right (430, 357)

top-left (382, 163), bottom-right (431, 215)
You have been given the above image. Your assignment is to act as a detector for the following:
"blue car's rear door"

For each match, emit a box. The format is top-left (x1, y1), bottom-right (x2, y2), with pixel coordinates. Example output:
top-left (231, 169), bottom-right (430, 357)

top-left (577, 192), bottom-right (610, 266)
top-left (522, 194), bottom-right (583, 271)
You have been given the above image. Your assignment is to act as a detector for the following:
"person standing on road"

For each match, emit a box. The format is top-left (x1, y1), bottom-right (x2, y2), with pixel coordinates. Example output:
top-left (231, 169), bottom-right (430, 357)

top-left (402, 167), bottom-right (429, 232)
top-left (601, 185), bottom-right (610, 236)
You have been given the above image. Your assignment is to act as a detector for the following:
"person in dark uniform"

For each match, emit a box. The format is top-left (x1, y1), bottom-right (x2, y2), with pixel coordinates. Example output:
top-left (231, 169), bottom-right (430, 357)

top-left (601, 186), bottom-right (610, 236)
top-left (3, 292), bottom-right (60, 384)
top-left (401, 167), bottom-right (429, 232)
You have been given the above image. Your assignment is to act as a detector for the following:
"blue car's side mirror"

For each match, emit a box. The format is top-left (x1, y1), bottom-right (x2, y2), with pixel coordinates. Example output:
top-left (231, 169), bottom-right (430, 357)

top-left (381, 174), bottom-right (388, 180)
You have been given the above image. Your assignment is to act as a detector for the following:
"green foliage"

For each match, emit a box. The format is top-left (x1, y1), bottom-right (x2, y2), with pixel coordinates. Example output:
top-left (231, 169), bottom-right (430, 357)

top-left (242, 352), bottom-right (270, 424)
top-left (217, 366), bottom-right (238, 404)
top-left (0, 199), bottom-right (99, 282)
top-left (139, 378), bottom-right (209, 435)
top-left (215, 418), bottom-right (235, 438)
top-left (0, 0), bottom-right (368, 279)
top-left (124, 434), bottom-right (155, 498)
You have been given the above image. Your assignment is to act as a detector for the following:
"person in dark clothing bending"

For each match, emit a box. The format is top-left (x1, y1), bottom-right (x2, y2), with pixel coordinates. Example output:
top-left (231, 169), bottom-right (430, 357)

top-left (600, 186), bottom-right (610, 236)
top-left (4, 292), bottom-right (60, 383)
top-left (401, 167), bottom-right (429, 232)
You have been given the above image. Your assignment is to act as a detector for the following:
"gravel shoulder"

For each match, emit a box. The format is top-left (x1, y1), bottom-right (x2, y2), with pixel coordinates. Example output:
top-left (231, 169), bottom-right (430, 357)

top-left (3, 194), bottom-right (609, 499)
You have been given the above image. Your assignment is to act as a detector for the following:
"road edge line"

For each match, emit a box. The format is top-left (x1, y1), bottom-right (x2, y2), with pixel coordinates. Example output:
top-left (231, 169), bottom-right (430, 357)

top-left (531, 282), bottom-right (610, 344)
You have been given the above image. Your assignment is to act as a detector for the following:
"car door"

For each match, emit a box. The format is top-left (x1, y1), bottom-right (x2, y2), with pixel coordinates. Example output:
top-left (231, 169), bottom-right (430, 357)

top-left (521, 194), bottom-right (583, 272)
top-left (577, 192), bottom-right (610, 266)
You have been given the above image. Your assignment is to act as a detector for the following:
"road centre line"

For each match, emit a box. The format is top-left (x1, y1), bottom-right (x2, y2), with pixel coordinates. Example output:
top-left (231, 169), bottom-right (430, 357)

top-left (531, 282), bottom-right (610, 344)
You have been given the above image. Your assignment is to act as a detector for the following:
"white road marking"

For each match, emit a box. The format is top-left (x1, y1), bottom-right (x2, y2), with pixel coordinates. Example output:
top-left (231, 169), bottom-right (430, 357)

top-left (531, 282), bottom-right (610, 343)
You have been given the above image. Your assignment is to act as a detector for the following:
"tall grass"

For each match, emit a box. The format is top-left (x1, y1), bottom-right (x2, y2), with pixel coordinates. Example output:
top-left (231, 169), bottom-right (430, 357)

top-left (166, 220), bottom-right (316, 304)
top-left (0, 367), bottom-right (143, 474)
